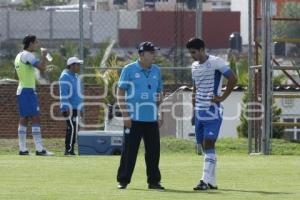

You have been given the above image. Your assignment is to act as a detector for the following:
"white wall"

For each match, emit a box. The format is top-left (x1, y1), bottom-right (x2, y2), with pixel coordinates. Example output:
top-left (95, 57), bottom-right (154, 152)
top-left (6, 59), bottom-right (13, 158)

top-left (52, 11), bottom-right (89, 39)
top-left (0, 10), bottom-right (119, 43)
top-left (155, 0), bottom-right (177, 11)
top-left (178, 91), bottom-right (194, 140)
top-left (9, 11), bottom-right (50, 39)
top-left (220, 91), bottom-right (243, 137)
top-left (0, 10), bottom-right (7, 41)
top-left (179, 91), bottom-right (243, 139)
top-left (275, 96), bottom-right (300, 116)
top-left (118, 10), bottom-right (139, 29)
top-left (92, 11), bottom-right (118, 43)
top-left (231, 0), bottom-right (249, 45)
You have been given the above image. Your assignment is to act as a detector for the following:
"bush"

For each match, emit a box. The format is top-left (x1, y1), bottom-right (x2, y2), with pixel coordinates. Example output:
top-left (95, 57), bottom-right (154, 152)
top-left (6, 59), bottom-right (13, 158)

top-left (237, 91), bottom-right (284, 138)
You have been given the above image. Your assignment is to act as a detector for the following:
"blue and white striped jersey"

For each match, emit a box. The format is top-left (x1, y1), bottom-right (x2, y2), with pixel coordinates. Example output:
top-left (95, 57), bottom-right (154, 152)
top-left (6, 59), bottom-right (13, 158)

top-left (192, 55), bottom-right (232, 110)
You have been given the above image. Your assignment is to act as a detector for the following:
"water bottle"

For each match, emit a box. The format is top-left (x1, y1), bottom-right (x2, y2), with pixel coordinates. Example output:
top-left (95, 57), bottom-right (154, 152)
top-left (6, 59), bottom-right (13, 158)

top-left (40, 48), bottom-right (53, 62)
top-left (46, 53), bottom-right (53, 62)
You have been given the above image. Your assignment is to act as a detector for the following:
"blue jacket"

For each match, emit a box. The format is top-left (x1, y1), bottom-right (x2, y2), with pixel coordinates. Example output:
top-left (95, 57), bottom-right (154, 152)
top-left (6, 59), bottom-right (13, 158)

top-left (59, 69), bottom-right (83, 112)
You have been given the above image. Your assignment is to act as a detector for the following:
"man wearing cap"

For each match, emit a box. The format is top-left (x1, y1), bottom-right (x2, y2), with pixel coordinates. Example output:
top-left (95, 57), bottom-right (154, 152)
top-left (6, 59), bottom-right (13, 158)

top-left (116, 41), bottom-right (165, 190)
top-left (59, 57), bottom-right (83, 156)
top-left (14, 34), bottom-right (54, 156)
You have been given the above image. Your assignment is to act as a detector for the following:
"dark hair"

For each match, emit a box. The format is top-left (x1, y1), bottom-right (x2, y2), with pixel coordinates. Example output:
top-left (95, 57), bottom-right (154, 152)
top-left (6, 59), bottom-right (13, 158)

top-left (186, 37), bottom-right (205, 50)
top-left (23, 34), bottom-right (36, 50)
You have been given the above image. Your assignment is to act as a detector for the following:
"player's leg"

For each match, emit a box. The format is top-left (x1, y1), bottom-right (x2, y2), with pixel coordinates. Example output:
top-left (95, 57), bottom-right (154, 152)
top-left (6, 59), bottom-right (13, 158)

top-left (73, 110), bottom-right (79, 155)
top-left (31, 115), bottom-right (43, 153)
top-left (195, 110), bottom-right (204, 154)
top-left (64, 109), bottom-right (77, 155)
top-left (17, 89), bottom-right (30, 155)
top-left (117, 121), bottom-right (143, 188)
top-left (63, 111), bottom-right (72, 154)
top-left (198, 117), bottom-right (222, 190)
top-left (143, 122), bottom-right (164, 189)
top-left (29, 89), bottom-right (43, 153)
top-left (29, 90), bottom-right (53, 156)
top-left (18, 117), bottom-right (29, 155)
top-left (31, 115), bottom-right (54, 156)
top-left (194, 106), bottom-right (223, 190)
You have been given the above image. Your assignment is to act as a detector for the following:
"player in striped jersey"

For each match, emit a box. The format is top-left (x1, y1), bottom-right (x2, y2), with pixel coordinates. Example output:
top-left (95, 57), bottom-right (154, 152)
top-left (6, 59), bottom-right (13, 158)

top-left (186, 38), bottom-right (237, 190)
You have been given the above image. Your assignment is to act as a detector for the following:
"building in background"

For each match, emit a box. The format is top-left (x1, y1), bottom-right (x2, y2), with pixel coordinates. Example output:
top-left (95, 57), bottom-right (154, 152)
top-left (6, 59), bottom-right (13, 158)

top-left (207, 0), bottom-right (231, 11)
top-left (231, 0), bottom-right (300, 45)
top-left (89, 0), bottom-right (232, 11)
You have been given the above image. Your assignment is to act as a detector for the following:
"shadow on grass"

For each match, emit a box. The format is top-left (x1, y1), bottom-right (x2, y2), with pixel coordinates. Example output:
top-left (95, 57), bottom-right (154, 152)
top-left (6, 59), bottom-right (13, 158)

top-left (130, 188), bottom-right (292, 195)
top-left (218, 189), bottom-right (292, 195)
top-left (130, 188), bottom-right (221, 194)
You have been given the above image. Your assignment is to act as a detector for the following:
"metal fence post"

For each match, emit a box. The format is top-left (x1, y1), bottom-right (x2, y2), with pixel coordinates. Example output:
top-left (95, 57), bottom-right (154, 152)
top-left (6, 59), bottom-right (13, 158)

top-left (79, 0), bottom-right (84, 62)
top-left (261, 0), bottom-right (273, 155)
top-left (248, 0), bottom-right (254, 154)
top-left (49, 9), bottom-right (53, 47)
top-left (79, 0), bottom-right (85, 122)
top-left (6, 10), bottom-right (10, 39)
top-left (195, 0), bottom-right (203, 38)
top-left (89, 8), bottom-right (93, 46)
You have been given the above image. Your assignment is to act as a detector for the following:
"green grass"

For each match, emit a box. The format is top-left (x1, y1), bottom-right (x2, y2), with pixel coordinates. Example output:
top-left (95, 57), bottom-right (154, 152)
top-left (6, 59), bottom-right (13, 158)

top-left (1, 137), bottom-right (300, 155)
top-left (0, 154), bottom-right (299, 200)
top-left (0, 137), bottom-right (300, 200)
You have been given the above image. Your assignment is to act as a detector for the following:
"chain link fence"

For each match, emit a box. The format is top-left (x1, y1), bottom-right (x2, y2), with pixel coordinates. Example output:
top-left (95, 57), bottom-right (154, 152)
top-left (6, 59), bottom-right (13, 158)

top-left (0, 0), bottom-right (201, 133)
top-left (3, 0), bottom-right (299, 135)
top-left (0, 1), bottom-right (201, 86)
top-left (0, 0), bottom-right (246, 87)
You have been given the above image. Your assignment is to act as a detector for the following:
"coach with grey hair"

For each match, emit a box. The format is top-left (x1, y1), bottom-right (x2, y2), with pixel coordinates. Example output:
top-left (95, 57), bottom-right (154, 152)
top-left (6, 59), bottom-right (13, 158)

top-left (116, 41), bottom-right (165, 190)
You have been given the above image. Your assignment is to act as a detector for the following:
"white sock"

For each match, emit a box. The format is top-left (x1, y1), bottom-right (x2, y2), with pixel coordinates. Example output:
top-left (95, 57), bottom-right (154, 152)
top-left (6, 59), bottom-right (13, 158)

top-left (32, 125), bottom-right (44, 152)
top-left (18, 124), bottom-right (27, 152)
top-left (201, 152), bottom-right (216, 186)
top-left (211, 156), bottom-right (217, 186)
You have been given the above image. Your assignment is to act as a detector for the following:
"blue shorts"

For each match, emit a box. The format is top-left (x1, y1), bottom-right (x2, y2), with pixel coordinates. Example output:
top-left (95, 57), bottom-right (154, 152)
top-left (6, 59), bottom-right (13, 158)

top-left (194, 105), bottom-right (223, 144)
top-left (17, 88), bottom-right (40, 117)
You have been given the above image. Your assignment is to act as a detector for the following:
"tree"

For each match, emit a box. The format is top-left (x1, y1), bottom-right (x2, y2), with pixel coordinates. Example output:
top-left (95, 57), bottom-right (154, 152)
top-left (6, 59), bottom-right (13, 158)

top-left (17, 0), bottom-right (71, 11)
top-left (273, 2), bottom-right (300, 56)
top-left (233, 54), bottom-right (285, 138)
top-left (228, 56), bottom-right (248, 86)
top-left (237, 91), bottom-right (284, 139)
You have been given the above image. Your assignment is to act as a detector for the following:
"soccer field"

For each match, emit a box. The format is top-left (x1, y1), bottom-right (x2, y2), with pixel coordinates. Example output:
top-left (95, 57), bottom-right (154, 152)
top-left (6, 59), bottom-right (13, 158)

top-left (0, 153), bottom-right (299, 200)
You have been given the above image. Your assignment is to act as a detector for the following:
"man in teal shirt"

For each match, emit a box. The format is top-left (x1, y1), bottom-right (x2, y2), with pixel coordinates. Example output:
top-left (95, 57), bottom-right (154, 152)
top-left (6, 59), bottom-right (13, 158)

top-left (15, 34), bottom-right (53, 156)
top-left (116, 41), bottom-right (164, 190)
